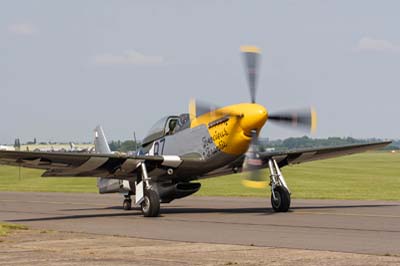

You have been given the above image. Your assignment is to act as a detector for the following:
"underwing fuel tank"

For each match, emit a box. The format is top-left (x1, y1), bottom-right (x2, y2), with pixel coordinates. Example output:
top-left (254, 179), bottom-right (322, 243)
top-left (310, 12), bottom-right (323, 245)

top-left (97, 179), bottom-right (133, 194)
top-left (157, 182), bottom-right (201, 203)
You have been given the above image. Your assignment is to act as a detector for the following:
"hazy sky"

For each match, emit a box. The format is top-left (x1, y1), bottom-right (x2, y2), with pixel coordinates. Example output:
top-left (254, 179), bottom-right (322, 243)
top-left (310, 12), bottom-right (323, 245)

top-left (1, 1), bottom-right (399, 144)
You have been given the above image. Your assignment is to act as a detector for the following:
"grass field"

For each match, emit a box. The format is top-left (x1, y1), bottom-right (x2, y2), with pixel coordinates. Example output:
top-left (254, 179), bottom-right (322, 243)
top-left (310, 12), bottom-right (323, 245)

top-left (0, 152), bottom-right (399, 200)
top-left (198, 151), bottom-right (400, 200)
top-left (0, 223), bottom-right (27, 237)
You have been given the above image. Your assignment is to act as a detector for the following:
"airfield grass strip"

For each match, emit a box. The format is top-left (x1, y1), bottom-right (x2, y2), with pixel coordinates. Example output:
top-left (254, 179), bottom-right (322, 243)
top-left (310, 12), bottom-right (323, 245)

top-left (0, 152), bottom-right (399, 200)
top-left (0, 223), bottom-right (28, 237)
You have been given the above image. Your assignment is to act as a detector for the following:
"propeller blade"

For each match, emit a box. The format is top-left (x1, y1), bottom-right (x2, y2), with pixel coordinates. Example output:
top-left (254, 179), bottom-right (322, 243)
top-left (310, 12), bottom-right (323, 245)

top-left (268, 107), bottom-right (317, 133)
top-left (241, 130), bottom-right (268, 189)
top-left (190, 99), bottom-right (243, 118)
top-left (190, 99), bottom-right (220, 117)
top-left (240, 46), bottom-right (261, 103)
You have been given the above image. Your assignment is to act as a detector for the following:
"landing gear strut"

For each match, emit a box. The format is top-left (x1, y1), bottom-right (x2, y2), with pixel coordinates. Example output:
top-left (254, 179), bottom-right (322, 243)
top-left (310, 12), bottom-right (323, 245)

top-left (268, 159), bottom-right (291, 212)
top-left (136, 162), bottom-right (160, 217)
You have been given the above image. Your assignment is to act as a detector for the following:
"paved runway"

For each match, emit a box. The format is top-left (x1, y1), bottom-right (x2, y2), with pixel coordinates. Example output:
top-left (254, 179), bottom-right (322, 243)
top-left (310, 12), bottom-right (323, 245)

top-left (0, 192), bottom-right (399, 255)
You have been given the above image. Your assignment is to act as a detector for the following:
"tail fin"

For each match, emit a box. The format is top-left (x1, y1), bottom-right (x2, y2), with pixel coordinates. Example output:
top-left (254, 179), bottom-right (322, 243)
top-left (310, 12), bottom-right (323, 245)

top-left (94, 125), bottom-right (111, 154)
top-left (94, 126), bottom-right (127, 194)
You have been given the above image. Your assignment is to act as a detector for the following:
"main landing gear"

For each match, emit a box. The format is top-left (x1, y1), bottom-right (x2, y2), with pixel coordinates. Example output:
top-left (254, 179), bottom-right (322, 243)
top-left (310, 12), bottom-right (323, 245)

top-left (122, 190), bottom-right (160, 217)
top-left (121, 162), bottom-right (161, 217)
top-left (268, 159), bottom-right (291, 212)
top-left (137, 163), bottom-right (160, 217)
top-left (140, 189), bottom-right (160, 217)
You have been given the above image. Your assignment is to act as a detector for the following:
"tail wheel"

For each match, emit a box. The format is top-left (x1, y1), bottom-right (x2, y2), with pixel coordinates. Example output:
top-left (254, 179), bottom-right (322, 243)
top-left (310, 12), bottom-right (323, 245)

top-left (271, 186), bottom-right (291, 212)
top-left (122, 199), bottom-right (132, 210)
top-left (141, 189), bottom-right (160, 217)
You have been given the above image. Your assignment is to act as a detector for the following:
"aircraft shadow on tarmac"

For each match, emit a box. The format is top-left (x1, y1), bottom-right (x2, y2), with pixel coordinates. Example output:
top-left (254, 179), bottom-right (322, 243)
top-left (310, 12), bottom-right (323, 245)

top-left (58, 203), bottom-right (398, 213)
top-left (8, 203), bottom-right (397, 223)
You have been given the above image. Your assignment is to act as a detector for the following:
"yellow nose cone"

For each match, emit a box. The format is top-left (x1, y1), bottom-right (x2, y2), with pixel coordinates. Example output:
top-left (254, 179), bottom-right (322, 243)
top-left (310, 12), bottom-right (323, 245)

top-left (239, 103), bottom-right (268, 135)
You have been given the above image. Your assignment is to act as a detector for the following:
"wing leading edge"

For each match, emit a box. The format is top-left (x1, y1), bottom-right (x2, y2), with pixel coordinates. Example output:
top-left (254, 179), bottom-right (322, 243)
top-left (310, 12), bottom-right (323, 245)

top-left (0, 150), bottom-right (183, 179)
top-left (258, 141), bottom-right (392, 168)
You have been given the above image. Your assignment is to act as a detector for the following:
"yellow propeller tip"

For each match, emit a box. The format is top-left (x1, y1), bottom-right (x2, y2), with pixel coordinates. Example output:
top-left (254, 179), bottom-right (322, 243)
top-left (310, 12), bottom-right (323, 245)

top-left (242, 180), bottom-right (268, 189)
top-left (240, 46), bottom-right (261, 54)
top-left (189, 98), bottom-right (197, 122)
top-left (311, 107), bottom-right (317, 134)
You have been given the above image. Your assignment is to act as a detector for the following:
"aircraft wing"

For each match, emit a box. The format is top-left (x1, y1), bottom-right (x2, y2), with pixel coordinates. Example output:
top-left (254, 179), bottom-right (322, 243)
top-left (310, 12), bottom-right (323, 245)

top-left (184, 141), bottom-right (392, 179)
top-left (258, 141), bottom-right (392, 168)
top-left (0, 141), bottom-right (391, 179)
top-left (0, 151), bottom-right (183, 179)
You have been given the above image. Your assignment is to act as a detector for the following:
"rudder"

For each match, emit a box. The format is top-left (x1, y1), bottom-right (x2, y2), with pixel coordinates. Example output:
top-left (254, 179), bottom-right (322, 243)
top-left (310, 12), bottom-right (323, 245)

top-left (94, 125), bottom-right (112, 154)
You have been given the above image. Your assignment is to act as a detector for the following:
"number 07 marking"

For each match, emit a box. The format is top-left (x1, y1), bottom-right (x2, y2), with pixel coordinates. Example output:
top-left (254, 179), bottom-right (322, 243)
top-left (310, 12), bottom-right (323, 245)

top-left (153, 138), bottom-right (166, 155)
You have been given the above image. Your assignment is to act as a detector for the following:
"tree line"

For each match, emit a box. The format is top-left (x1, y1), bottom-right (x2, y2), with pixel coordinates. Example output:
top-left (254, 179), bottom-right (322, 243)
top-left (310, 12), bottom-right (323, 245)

top-left (260, 136), bottom-right (398, 151)
top-left (109, 140), bottom-right (139, 153)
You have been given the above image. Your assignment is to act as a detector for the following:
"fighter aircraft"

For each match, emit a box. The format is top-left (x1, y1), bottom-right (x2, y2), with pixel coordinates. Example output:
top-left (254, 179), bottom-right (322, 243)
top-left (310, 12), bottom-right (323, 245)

top-left (0, 46), bottom-right (390, 217)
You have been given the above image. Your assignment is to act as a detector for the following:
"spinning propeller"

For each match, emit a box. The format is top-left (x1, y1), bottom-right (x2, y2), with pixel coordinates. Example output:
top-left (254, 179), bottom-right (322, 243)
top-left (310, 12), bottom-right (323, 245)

top-left (240, 45), bottom-right (317, 133)
top-left (192, 46), bottom-right (317, 188)
top-left (240, 46), bottom-right (317, 188)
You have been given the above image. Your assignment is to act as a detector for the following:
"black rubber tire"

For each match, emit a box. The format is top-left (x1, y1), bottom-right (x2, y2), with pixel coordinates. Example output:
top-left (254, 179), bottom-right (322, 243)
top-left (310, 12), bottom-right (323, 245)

top-left (271, 186), bottom-right (291, 212)
top-left (141, 189), bottom-right (160, 217)
top-left (123, 199), bottom-right (132, 210)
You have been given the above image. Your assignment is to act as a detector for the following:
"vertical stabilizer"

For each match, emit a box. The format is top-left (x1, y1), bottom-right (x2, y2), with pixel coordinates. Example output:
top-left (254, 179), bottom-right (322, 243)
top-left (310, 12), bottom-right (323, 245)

top-left (94, 125), bottom-right (111, 154)
top-left (94, 125), bottom-right (125, 193)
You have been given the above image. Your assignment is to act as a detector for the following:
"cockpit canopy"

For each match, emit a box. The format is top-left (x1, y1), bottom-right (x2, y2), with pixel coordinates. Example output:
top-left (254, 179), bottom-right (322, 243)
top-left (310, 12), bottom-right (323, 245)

top-left (142, 113), bottom-right (190, 146)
